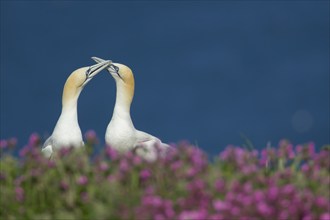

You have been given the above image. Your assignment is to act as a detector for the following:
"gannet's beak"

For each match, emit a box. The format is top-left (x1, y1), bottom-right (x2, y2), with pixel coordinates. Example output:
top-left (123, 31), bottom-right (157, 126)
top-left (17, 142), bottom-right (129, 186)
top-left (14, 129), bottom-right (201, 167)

top-left (91, 56), bottom-right (106, 64)
top-left (82, 60), bottom-right (111, 87)
top-left (91, 56), bottom-right (122, 80)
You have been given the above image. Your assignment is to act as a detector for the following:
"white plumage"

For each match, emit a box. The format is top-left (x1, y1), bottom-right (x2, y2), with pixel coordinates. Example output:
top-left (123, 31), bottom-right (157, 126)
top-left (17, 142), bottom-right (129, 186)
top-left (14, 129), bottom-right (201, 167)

top-left (42, 60), bottom-right (111, 158)
top-left (92, 57), bottom-right (171, 161)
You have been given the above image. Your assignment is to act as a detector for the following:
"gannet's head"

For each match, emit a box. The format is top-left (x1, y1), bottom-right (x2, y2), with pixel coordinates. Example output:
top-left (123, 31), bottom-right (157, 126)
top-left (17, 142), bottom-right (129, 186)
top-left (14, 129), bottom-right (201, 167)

top-left (91, 57), bottom-right (135, 105)
top-left (108, 63), bottom-right (134, 83)
top-left (68, 60), bottom-right (111, 88)
top-left (91, 57), bottom-right (135, 87)
top-left (62, 60), bottom-right (111, 105)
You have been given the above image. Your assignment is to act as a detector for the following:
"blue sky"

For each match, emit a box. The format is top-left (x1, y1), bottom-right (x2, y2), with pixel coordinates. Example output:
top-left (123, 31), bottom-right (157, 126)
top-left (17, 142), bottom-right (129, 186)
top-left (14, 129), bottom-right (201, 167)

top-left (1, 1), bottom-right (329, 155)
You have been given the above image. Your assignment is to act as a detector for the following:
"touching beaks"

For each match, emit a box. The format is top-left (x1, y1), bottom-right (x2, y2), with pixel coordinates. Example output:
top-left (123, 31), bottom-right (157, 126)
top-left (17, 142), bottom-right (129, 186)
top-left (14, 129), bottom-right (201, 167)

top-left (82, 60), bottom-right (112, 87)
top-left (91, 56), bottom-right (123, 80)
top-left (91, 56), bottom-right (106, 64)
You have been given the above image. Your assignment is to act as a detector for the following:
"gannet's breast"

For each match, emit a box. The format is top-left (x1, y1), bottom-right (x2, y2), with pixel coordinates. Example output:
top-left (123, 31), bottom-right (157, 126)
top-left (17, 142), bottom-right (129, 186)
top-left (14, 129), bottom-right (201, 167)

top-left (42, 114), bottom-right (84, 158)
top-left (105, 119), bottom-right (170, 161)
top-left (105, 119), bottom-right (137, 152)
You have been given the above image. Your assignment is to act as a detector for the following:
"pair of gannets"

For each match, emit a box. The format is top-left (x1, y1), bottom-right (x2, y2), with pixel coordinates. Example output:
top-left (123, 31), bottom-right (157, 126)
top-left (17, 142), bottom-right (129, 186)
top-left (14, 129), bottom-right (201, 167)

top-left (42, 57), bottom-right (170, 161)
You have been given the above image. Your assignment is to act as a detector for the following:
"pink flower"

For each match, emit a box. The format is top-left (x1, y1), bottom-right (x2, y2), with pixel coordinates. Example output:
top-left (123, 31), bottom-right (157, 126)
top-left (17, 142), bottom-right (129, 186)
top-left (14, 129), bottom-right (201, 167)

top-left (307, 142), bottom-right (315, 157)
top-left (209, 214), bottom-right (225, 220)
top-left (320, 213), bottom-right (330, 220)
top-left (243, 182), bottom-right (253, 194)
top-left (60, 180), bottom-right (69, 191)
top-left (0, 140), bottom-right (8, 149)
top-left (76, 175), bottom-right (88, 185)
top-left (213, 200), bottom-right (227, 211)
top-left (28, 133), bottom-right (40, 146)
top-left (98, 161), bottom-right (109, 171)
top-left (257, 202), bottom-right (273, 216)
top-left (59, 147), bottom-right (72, 157)
top-left (105, 146), bottom-right (118, 160)
top-left (84, 130), bottom-right (98, 144)
top-left (15, 187), bottom-right (24, 202)
top-left (119, 159), bottom-right (130, 172)
top-left (315, 196), bottom-right (328, 208)
top-left (278, 140), bottom-right (295, 159)
top-left (142, 195), bottom-right (163, 207)
top-left (107, 175), bottom-right (117, 183)
top-left (282, 184), bottom-right (295, 196)
top-left (253, 190), bottom-right (265, 202)
top-left (302, 214), bottom-right (314, 220)
top-left (19, 145), bottom-right (30, 157)
top-left (132, 155), bottom-right (142, 165)
top-left (267, 186), bottom-right (279, 200)
top-left (215, 179), bottom-right (225, 192)
top-left (140, 169), bottom-right (151, 181)
top-left (155, 214), bottom-right (166, 220)
top-left (170, 160), bottom-right (182, 171)
top-left (230, 206), bottom-right (240, 216)
top-left (178, 209), bottom-right (208, 220)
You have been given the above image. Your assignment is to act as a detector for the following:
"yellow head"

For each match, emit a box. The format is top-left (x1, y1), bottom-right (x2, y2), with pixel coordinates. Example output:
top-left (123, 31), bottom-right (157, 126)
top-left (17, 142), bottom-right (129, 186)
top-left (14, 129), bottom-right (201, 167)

top-left (62, 60), bottom-right (111, 107)
top-left (91, 57), bottom-right (136, 106)
top-left (107, 63), bottom-right (135, 104)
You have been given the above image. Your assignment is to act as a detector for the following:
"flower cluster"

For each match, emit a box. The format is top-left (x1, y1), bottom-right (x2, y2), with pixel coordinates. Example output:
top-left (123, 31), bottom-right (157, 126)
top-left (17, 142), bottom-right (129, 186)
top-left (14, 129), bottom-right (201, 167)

top-left (0, 133), bottom-right (329, 219)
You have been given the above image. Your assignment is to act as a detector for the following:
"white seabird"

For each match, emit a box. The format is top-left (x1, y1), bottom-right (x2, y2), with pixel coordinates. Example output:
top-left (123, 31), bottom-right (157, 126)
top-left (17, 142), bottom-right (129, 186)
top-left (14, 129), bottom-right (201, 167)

top-left (92, 57), bottom-right (171, 161)
top-left (42, 60), bottom-right (111, 158)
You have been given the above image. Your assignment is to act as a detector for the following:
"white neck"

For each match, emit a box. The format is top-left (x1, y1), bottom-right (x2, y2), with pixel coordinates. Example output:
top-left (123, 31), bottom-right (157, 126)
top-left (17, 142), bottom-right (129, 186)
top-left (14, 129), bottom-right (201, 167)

top-left (111, 82), bottom-right (134, 125)
top-left (53, 94), bottom-right (80, 134)
top-left (61, 101), bottom-right (79, 122)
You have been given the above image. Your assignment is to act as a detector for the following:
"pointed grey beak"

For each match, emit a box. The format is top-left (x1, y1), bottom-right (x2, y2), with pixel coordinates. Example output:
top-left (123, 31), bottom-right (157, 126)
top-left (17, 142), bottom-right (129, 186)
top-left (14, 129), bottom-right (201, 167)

top-left (82, 59), bottom-right (111, 87)
top-left (91, 56), bottom-right (122, 80)
top-left (87, 59), bottom-right (112, 78)
top-left (91, 56), bottom-right (107, 64)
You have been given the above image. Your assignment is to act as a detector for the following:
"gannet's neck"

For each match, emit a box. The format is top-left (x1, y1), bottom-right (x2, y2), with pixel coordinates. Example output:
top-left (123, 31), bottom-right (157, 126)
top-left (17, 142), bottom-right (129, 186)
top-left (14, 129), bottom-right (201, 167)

top-left (59, 75), bottom-right (83, 122)
top-left (61, 72), bottom-right (83, 109)
top-left (112, 78), bottom-right (135, 123)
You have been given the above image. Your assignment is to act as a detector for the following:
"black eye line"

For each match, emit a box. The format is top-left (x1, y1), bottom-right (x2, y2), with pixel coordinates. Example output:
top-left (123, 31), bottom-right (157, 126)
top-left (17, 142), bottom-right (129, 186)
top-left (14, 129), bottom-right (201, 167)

top-left (110, 64), bottom-right (124, 81)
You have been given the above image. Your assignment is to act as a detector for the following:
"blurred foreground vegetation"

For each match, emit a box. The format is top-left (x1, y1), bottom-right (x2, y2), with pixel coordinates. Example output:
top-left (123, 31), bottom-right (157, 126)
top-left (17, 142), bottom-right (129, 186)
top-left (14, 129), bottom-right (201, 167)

top-left (0, 132), bottom-right (329, 220)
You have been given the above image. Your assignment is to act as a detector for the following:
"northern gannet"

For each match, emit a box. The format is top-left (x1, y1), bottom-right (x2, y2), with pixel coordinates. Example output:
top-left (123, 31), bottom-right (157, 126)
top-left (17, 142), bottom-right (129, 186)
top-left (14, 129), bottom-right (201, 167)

top-left (92, 57), bottom-right (170, 161)
top-left (42, 60), bottom-right (111, 158)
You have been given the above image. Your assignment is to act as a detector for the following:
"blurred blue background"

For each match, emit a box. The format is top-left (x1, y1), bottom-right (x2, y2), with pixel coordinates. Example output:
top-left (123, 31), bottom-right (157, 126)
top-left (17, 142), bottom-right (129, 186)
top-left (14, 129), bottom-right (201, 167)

top-left (1, 2), bottom-right (329, 155)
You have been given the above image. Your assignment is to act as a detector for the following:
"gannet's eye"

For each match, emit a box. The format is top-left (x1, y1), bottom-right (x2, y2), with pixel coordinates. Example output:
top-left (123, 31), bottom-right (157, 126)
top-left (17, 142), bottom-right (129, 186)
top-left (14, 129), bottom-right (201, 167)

top-left (110, 64), bottom-right (119, 73)
top-left (86, 68), bottom-right (91, 75)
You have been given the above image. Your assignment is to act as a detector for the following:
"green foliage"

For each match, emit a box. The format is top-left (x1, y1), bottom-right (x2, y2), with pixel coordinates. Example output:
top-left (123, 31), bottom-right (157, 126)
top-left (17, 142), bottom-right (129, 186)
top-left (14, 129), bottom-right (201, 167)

top-left (0, 134), bottom-right (329, 220)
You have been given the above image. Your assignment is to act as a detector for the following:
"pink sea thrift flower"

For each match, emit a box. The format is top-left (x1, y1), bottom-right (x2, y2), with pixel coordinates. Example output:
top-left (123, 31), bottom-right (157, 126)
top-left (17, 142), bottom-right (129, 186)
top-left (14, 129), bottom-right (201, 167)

top-left (28, 133), bottom-right (40, 146)
top-left (257, 202), bottom-right (273, 216)
top-left (278, 140), bottom-right (295, 159)
top-left (132, 155), bottom-right (142, 165)
top-left (15, 187), bottom-right (24, 202)
top-left (84, 130), bottom-right (98, 144)
top-left (60, 180), bottom-right (69, 191)
top-left (98, 161), bottom-right (109, 171)
top-left (178, 209), bottom-right (208, 220)
top-left (170, 160), bottom-right (182, 171)
top-left (320, 213), bottom-right (330, 220)
top-left (140, 169), bottom-right (151, 181)
top-left (76, 175), bottom-right (88, 185)
top-left (213, 200), bottom-right (227, 211)
top-left (119, 159), bottom-right (130, 172)
top-left (215, 179), bottom-right (225, 193)
top-left (267, 186), bottom-right (279, 200)
top-left (0, 140), bottom-right (8, 149)
top-left (105, 146), bottom-right (118, 160)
